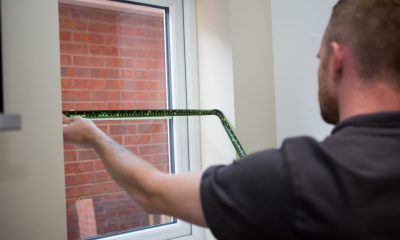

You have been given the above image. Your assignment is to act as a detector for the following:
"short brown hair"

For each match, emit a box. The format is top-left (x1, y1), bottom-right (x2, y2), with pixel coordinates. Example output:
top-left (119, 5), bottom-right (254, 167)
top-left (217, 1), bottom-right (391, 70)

top-left (326, 0), bottom-right (400, 84)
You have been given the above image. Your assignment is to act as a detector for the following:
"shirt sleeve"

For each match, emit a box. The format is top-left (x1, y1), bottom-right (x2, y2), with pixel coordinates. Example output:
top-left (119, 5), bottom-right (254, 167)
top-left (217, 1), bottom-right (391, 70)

top-left (200, 149), bottom-right (294, 240)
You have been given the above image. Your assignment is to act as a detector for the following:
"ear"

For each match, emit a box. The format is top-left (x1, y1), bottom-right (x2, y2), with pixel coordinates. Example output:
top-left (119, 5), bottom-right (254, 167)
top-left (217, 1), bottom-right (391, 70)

top-left (330, 41), bottom-right (344, 82)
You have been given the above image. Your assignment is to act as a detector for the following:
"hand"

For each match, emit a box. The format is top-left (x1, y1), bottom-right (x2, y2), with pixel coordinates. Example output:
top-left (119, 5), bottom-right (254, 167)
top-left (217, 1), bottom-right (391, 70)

top-left (63, 115), bottom-right (105, 147)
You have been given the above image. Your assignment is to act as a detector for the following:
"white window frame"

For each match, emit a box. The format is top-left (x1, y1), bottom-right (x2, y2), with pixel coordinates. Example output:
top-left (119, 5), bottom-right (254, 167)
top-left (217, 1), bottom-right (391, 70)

top-left (82, 0), bottom-right (204, 240)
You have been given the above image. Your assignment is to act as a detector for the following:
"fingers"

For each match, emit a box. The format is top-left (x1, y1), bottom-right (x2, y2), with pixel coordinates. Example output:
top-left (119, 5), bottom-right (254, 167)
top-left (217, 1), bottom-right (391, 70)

top-left (62, 115), bottom-right (82, 125)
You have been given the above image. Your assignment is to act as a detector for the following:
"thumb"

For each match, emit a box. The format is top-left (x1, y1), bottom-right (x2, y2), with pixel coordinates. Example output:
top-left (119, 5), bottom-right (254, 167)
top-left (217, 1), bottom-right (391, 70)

top-left (62, 114), bottom-right (69, 122)
top-left (63, 115), bottom-right (80, 125)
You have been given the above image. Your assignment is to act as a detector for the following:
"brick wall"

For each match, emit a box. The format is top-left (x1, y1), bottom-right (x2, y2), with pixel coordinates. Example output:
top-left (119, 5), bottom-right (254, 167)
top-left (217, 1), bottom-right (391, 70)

top-left (59, 3), bottom-right (170, 239)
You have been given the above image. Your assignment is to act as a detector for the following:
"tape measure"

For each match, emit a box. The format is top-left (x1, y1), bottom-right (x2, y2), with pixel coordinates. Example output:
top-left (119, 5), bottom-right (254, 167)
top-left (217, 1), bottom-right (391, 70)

top-left (63, 109), bottom-right (246, 158)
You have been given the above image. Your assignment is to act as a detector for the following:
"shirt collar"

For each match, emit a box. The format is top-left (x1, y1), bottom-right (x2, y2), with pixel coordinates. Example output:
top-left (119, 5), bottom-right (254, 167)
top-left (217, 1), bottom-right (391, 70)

top-left (332, 111), bottom-right (400, 134)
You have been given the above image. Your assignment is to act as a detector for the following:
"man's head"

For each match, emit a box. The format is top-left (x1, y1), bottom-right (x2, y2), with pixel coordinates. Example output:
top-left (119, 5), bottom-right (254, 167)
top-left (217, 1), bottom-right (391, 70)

top-left (317, 0), bottom-right (400, 124)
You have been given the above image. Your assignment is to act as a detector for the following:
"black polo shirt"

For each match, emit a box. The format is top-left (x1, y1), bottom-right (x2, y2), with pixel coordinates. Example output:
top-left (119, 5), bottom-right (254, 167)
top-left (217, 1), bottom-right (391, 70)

top-left (201, 112), bottom-right (400, 240)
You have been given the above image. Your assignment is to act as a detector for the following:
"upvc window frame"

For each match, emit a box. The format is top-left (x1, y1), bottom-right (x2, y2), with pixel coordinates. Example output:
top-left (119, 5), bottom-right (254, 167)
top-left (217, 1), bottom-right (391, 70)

top-left (85, 0), bottom-right (204, 240)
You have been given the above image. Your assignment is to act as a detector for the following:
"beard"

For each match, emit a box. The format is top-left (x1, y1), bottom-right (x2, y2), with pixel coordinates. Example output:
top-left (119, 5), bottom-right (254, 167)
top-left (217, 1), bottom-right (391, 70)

top-left (318, 51), bottom-right (340, 125)
top-left (318, 78), bottom-right (339, 125)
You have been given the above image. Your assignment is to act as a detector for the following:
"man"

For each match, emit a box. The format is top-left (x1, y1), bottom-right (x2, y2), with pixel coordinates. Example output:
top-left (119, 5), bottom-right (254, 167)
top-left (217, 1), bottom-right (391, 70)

top-left (63, 0), bottom-right (400, 239)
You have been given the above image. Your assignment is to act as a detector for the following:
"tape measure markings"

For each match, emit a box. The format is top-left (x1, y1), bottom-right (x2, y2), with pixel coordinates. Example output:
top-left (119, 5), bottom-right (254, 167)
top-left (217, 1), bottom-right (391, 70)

top-left (63, 109), bottom-right (246, 158)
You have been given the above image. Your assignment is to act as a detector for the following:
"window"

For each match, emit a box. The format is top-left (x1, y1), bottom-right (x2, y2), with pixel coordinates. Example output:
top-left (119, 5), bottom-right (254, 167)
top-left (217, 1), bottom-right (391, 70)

top-left (59, 0), bottom-right (202, 239)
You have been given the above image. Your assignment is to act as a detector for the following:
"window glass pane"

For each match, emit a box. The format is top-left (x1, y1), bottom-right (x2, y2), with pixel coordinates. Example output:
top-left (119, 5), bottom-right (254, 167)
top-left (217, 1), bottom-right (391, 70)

top-left (59, 1), bottom-right (174, 239)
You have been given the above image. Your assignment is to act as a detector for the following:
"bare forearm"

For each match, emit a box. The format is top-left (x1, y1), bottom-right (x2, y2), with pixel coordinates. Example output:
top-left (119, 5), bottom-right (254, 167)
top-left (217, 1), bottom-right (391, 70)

top-left (63, 116), bottom-right (207, 226)
top-left (91, 133), bottom-right (207, 226)
top-left (91, 131), bottom-right (162, 212)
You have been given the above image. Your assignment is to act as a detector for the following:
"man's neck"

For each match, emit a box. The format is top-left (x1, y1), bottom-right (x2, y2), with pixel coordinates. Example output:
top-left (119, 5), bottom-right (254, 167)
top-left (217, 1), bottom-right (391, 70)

top-left (339, 80), bottom-right (400, 122)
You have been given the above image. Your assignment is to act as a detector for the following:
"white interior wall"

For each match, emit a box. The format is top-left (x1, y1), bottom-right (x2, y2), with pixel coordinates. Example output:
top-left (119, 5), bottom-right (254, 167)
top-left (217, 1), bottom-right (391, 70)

top-left (0, 0), bottom-right (67, 239)
top-left (271, 0), bottom-right (337, 145)
top-left (197, 0), bottom-right (236, 170)
top-left (197, 1), bottom-right (236, 239)
top-left (230, 0), bottom-right (276, 154)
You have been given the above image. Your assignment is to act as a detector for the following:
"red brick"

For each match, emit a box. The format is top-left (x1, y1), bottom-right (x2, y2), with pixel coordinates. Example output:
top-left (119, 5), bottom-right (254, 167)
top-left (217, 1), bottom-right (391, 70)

top-left (147, 71), bottom-right (166, 80)
top-left (104, 58), bottom-right (120, 68)
top-left (64, 145), bottom-right (80, 151)
top-left (90, 68), bottom-right (120, 79)
top-left (138, 123), bottom-right (166, 134)
top-left (62, 102), bottom-right (75, 111)
top-left (94, 171), bottom-right (110, 182)
top-left (91, 91), bottom-right (120, 101)
top-left (151, 133), bottom-right (168, 144)
top-left (121, 70), bottom-right (148, 79)
top-left (61, 79), bottom-right (74, 89)
top-left (73, 32), bottom-right (90, 43)
top-left (59, 19), bottom-right (87, 30)
top-left (121, 92), bottom-right (150, 101)
top-left (118, 37), bottom-right (134, 47)
top-left (103, 13), bottom-right (118, 22)
top-left (131, 49), bottom-right (147, 59)
top-left (138, 144), bottom-right (168, 155)
top-left (65, 175), bottom-right (78, 186)
top-left (105, 58), bottom-right (133, 68)
top-left (119, 48), bottom-right (133, 57)
top-left (118, 26), bottom-right (134, 35)
top-left (59, 4), bottom-right (71, 18)
top-left (66, 185), bottom-right (96, 198)
top-left (146, 50), bottom-right (164, 59)
top-left (65, 161), bottom-right (94, 174)
top-left (64, 151), bottom-right (78, 162)
top-left (95, 160), bottom-right (105, 171)
top-left (120, 15), bottom-right (163, 28)
top-left (60, 55), bottom-right (72, 65)
top-left (104, 35), bottom-right (118, 45)
top-left (145, 29), bottom-right (164, 39)
top-left (123, 134), bottom-right (151, 145)
top-left (71, 7), bottom-right (104, 21)
top-left (73, 32), bottom-right (104, 44)
top-left (90, 34), bottom-right (104, 44)
top-left (66, 199), bottom-right (76, 209)
top-left (89, 22), bottom-right (117, 34)
top-left (107, 102), bottom-right (135, 110)
top-left (73, 56), bottom-right (104, 67)
top-left (135, 80), bottom-right (161, 90)
top-left (78, 173), bottom-right (95, 184)
top-left (109, 124), bottom-right (137, 135)
top-left (150, 92), bottom-right (166, 101)
top-left (60, 43), bottom-right (88, 54)
top-left (62, 90), bottom-right (90, 101)
top-left (89, 46), bottom-right (118, 56)
top-left (125, 26), bottom-right (146, 36)
top-left (134, 102), bottom-right (167, 109)
top-left (134, 60), bottom-right (164, 69)
top-left (77, 185), bottom-right (97, 196)
top-left (106, 80), bottom-right (135, 90)
top-left (61, 67), bottom-right (90, 78)
top-left (132, 39), bottom-right (163, 50)
top-left (74, 102), bottom-right (108, 110)
top-left (74, 79), bottom-right (106, 89)
top-left (60, 31), bottom-right (72, 41)
top-left (95, 182), bottom-right (121, 194)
